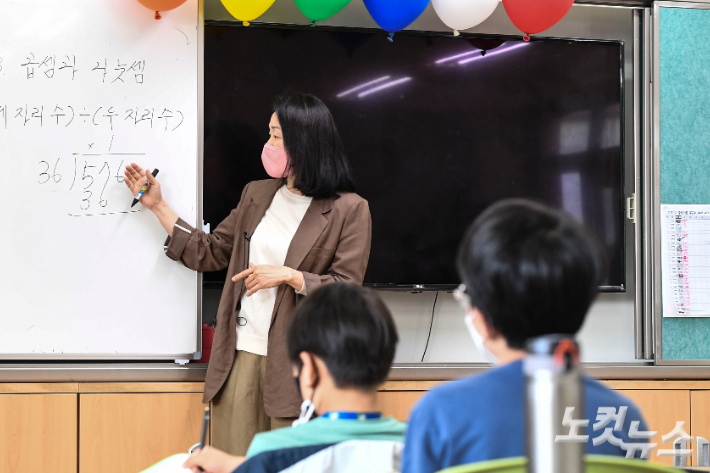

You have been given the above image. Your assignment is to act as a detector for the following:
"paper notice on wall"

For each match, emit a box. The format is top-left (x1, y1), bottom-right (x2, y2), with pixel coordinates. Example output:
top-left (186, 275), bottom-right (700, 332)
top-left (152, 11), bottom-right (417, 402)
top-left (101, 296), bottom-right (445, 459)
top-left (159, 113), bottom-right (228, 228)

top-left (662, 205), bottom-right (710, 317)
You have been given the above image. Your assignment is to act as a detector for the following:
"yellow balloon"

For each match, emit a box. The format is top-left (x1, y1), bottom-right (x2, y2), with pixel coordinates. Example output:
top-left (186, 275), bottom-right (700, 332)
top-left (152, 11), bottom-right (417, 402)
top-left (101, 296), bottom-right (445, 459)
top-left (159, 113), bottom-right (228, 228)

top-left (220, 0), bottom-right (276, 26)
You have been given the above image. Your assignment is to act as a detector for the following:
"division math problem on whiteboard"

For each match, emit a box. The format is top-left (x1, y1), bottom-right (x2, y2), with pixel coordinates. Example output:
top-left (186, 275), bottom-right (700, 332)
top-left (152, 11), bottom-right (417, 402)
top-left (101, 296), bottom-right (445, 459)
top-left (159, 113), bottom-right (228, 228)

top-left (0, 3), bottom-right (196, 225)
top-left (37, 152), bottom-right (146, 216)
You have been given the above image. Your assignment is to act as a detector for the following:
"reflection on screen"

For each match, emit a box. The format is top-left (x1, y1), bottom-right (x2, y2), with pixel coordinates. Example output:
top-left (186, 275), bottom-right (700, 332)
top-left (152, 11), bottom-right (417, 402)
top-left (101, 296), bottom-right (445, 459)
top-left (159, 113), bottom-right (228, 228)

top-left (204, 24), bottom-right (624, 289)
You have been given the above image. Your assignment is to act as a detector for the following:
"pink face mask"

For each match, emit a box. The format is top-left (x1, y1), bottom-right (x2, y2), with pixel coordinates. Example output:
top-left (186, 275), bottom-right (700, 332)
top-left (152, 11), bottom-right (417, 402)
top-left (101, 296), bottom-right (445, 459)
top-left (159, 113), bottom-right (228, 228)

top-left (261, 144), bottom-right (289, 178)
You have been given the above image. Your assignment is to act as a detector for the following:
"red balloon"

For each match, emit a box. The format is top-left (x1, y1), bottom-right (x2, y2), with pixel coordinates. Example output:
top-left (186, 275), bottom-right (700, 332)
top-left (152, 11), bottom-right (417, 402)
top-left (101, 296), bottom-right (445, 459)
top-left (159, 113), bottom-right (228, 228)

top-left (136, 0), bottom-right (188, 19)
top-left (502, 0), bottom-right (574, 38)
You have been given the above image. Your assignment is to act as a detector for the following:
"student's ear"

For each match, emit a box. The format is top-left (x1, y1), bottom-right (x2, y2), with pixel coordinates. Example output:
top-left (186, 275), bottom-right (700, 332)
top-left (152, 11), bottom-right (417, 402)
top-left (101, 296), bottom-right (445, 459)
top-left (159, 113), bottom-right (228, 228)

top-left (471, 307), bottom-right (498, 341)
top-left (311, 355), bottom-right (329, 383)
top-left (298, 351), bottom-right (317, 389)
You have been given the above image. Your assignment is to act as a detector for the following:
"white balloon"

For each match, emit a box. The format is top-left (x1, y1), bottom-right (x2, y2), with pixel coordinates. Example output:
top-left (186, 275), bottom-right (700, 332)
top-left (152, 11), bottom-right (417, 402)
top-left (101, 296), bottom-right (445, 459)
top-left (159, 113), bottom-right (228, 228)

top-left (432, 0), bottom-right (499, 34)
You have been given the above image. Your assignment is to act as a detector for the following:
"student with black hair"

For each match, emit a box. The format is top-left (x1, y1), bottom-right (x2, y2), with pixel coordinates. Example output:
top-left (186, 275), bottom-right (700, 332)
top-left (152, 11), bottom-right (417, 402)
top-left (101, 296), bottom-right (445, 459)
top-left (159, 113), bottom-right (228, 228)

top-left (183, 283), bottom-right (406, 473)
top-left (402, 199), bottom-right (648, 473)
top-left (124, 92), bottom-right (372, 455)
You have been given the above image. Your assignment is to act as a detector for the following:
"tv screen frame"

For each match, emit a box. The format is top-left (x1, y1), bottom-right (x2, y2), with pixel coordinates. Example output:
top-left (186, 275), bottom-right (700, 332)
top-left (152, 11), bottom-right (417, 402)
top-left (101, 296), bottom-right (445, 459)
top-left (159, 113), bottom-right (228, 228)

top-left (203, 21), bottom-right (626, 293)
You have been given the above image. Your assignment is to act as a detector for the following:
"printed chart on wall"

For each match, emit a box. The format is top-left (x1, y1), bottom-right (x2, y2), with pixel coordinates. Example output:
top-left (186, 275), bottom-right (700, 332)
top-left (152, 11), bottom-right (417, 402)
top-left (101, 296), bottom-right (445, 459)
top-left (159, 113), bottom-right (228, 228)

top-left (661, 205), bottom-right (710, 318)
top-left (0, 0), bottom-right (200, 357)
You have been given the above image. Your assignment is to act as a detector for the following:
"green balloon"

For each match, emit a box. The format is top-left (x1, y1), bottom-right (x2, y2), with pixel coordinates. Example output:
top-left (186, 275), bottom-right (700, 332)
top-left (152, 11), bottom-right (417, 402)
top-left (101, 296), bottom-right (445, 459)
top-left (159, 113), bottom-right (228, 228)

top-left (293, 0), bottom-right (352, 22)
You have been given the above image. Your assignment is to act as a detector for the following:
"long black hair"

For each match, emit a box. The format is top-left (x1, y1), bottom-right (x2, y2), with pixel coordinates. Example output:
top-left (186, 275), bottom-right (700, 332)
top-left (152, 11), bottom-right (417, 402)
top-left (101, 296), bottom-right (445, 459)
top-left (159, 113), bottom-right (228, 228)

top-left (274, 91), bottom-right (356, 198)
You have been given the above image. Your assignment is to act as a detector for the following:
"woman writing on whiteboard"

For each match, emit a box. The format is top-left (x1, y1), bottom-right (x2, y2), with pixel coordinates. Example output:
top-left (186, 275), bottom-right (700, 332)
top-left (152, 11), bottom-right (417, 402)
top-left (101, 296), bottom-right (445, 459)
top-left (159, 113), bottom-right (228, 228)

top-left (123, 91), bottom-right (372, 456)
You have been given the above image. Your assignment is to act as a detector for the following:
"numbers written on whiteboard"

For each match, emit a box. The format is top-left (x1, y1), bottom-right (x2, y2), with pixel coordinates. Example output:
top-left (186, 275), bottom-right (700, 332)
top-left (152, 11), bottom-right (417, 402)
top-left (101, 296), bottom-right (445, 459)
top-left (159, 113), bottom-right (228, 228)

top-left (38, 159), bottom-right (61, 184)
top-left (38, 156), bottom-right (128, 213)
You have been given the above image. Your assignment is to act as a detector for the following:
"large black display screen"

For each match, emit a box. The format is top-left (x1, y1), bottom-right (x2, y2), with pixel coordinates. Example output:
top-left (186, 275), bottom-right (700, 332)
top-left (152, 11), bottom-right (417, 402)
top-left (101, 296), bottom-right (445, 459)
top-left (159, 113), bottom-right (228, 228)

top-left (204, 23), bottom-right (624, 290)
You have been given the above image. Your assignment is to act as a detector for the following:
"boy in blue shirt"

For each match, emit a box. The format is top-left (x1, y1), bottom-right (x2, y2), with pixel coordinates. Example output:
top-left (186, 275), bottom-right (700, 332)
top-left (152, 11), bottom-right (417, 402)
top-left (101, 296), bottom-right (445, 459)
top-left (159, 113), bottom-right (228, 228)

top-left (402, 199), bottom-right (649, 473)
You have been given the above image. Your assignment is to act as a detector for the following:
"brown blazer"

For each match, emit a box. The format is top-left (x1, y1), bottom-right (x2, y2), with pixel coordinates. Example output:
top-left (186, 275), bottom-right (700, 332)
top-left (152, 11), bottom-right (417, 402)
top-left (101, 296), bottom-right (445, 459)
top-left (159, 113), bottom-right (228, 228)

top-left (164, 179), bottom-right (372, 417)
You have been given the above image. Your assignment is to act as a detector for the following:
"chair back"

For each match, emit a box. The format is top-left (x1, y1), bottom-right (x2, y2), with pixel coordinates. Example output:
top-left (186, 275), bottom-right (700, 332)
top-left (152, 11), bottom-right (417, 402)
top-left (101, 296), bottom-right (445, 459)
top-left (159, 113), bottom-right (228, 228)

top-left (436, 455), bottom-right (682, 473)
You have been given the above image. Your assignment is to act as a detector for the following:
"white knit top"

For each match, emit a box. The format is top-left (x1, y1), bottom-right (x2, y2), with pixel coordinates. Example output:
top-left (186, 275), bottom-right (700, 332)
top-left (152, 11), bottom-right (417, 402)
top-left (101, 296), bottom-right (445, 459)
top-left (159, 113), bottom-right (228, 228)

top-left (236, 185), bottom-right (312, 356)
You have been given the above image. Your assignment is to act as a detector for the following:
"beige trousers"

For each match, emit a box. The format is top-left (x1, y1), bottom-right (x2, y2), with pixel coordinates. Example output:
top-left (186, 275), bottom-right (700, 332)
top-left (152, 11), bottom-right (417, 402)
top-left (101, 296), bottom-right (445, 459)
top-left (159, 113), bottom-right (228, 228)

top-left (211, 350), bottom-right (296, 456)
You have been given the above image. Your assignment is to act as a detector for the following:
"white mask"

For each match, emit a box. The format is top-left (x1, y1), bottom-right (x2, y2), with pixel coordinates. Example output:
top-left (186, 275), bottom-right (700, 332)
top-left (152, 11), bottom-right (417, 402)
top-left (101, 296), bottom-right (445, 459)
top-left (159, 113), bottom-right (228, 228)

top-left (292, 399), bottom-right (316, 427)
top-left (464, 312), bottom-right (498, 364)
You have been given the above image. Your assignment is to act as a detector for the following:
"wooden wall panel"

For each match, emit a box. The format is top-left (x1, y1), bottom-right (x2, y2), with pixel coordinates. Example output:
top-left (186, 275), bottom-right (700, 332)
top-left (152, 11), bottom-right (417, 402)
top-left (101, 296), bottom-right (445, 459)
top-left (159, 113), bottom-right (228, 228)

top-left (80, 393), bottom-right (205, 473)
top-left (0, 394), bottom-right (77, 473)
top-left (618, 390), bottom-right (691, 466)
top-left (0, 381), bottom-right (701, 473)
top-left (378, 390), bottom-right (426, 422)
top-left (691, 391), bottom-right (710, 465)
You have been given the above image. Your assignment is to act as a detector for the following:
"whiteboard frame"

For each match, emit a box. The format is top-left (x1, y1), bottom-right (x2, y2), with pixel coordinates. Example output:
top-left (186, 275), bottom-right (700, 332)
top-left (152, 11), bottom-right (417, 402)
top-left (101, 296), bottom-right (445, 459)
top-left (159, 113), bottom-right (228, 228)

top-left (640, 7), bottom-right (655, 361)
top-left (2, 0), bottom-right (205, 361)
top-left (651, 1), bottom-right (710, 365)
top-left (196, 0), bottom-right (205, 362)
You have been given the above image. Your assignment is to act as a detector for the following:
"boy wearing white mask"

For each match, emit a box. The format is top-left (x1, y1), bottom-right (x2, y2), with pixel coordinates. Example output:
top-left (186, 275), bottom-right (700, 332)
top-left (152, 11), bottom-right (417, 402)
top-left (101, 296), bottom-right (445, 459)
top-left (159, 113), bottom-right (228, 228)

top-left (184, 283), bottom-right (405, 473)
top-left (402, 199), bottom-right (648, 473)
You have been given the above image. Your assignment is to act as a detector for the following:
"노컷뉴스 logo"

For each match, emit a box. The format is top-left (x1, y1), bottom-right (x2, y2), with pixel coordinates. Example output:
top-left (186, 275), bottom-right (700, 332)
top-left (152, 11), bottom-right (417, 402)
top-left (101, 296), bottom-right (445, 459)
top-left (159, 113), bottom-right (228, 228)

top-left (555, 406), bottom-right (691, 460)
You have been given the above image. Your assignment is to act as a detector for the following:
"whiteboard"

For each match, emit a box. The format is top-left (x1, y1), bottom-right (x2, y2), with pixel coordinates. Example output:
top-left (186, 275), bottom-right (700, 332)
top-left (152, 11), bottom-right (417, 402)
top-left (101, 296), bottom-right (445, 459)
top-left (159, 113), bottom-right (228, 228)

top-left (0, 0), bottom-right (201, 358)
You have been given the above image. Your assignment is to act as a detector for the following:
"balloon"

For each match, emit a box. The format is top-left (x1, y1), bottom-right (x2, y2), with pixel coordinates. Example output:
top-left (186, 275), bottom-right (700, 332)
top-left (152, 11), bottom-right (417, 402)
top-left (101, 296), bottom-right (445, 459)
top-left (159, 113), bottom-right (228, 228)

top-left (432, 0), bottom-right (498, 36)
top-left (502, 0), bottom-right (574, 40)
top-left (362, 0), bottom-right (430, 41)
top-left (136, 0), bottom-right (188, 20)
top-left (294, 0), bottom-right (352, 23)
top-left (220, 0), bottom-right (276, 26)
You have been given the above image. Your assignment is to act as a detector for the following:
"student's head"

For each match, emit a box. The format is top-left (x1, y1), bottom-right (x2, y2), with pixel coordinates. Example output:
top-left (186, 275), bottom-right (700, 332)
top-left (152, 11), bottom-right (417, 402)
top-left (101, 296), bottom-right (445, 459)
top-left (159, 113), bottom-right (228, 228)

top-left (268, 91), bottom-right (356, 198)
top-left (287, 283), bottom-right (398, 406)
top-left (456, 199), bottom-right (605, 358)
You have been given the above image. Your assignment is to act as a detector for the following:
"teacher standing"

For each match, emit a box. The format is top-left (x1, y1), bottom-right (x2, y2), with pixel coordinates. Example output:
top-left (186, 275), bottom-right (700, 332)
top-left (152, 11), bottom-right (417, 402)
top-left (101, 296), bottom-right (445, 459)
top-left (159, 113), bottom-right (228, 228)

top-left (124, 91), bottom-right (372, 456)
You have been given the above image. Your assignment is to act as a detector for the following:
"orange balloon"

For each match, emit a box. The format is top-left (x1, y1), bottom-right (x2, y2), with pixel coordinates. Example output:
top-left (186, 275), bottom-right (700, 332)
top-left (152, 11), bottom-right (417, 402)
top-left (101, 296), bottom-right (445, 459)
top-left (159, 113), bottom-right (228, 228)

top-left (136, 0), bottom-right (188, 19)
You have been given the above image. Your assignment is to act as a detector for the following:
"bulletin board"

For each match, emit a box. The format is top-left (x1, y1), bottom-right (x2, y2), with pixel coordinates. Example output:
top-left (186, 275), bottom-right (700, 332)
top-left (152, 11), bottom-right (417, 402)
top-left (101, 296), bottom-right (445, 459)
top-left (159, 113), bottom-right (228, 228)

top-left (655, 2), bottom-right (710, 362)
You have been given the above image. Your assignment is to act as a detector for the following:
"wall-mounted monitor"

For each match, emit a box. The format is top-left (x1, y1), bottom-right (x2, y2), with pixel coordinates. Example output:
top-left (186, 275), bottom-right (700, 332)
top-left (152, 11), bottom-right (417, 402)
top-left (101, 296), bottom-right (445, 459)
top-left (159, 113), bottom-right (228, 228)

top-left (204, 23), bottom-right (625, 291)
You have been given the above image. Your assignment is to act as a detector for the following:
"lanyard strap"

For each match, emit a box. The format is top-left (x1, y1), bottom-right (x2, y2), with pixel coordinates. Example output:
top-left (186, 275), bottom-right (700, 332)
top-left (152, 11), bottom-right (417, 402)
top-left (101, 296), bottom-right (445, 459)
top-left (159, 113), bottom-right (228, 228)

top-left (322, 411), bottom-right (382, 421)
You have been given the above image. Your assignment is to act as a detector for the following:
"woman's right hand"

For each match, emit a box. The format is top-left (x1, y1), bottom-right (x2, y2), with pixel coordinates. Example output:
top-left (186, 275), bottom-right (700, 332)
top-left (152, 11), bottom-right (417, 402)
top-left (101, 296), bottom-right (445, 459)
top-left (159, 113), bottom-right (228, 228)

top-left (124, 163), bottom-right (162, 211)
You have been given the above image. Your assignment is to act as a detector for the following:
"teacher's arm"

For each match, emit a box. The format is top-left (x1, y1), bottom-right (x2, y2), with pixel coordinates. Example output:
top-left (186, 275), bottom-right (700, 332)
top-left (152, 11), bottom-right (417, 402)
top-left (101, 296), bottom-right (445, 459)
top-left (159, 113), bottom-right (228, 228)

top-left (302, 198), bottom-right (372, 292)
top-left (125, 163), bottom-right (248, 272)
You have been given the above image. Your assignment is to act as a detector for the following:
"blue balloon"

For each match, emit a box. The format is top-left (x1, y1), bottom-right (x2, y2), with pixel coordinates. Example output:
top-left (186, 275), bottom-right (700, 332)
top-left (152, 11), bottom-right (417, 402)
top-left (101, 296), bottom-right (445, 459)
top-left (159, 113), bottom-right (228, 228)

top-left (363, 0), bottom-right (430, 34)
